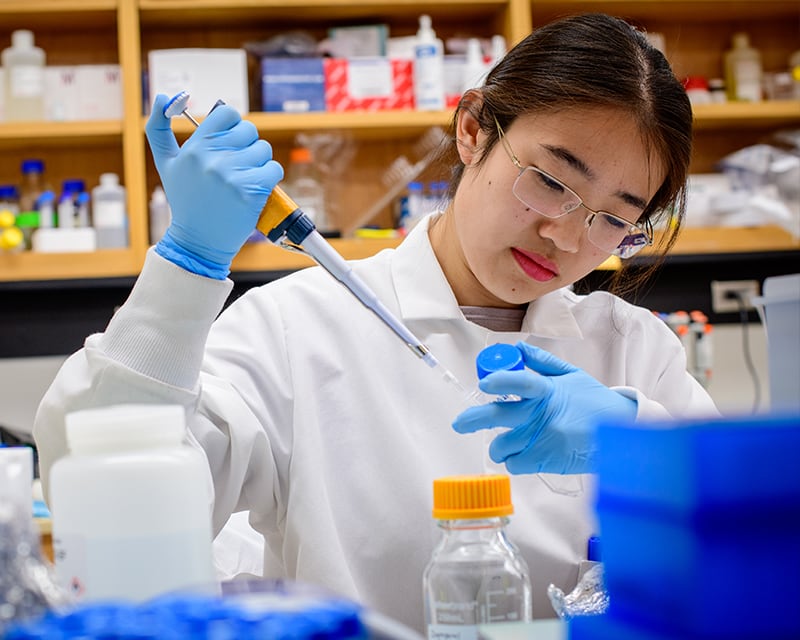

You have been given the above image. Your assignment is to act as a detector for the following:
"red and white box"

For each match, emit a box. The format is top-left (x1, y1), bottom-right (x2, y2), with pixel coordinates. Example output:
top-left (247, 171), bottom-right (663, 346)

top-left (324, 57), bottom-right (413, 112)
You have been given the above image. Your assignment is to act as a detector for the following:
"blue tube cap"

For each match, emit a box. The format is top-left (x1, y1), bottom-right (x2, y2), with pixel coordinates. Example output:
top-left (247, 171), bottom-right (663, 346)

top-left (476, 343), bottom-right (524, 379)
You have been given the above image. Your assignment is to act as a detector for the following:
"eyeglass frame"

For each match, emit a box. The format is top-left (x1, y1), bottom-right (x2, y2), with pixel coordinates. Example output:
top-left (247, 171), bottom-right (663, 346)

top-left (493, 117), bottom-right (654, 258)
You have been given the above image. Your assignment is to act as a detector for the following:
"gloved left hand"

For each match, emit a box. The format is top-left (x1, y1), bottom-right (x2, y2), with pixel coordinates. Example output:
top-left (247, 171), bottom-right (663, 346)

top-left (452, 341), bottom-right (637, 475)
top-left (146, 93), bottom-right (284, 279)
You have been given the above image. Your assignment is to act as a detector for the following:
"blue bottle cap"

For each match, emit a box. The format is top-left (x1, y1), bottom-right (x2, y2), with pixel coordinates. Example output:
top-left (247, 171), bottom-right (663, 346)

top-left (61, 179), bottom-right (86, 195)
top-left (476, 343), bottom-right (524, 379)
top-left (587, 535), bottom-right (602, 562)
top-left (21, 159), bottom-right (45, 174)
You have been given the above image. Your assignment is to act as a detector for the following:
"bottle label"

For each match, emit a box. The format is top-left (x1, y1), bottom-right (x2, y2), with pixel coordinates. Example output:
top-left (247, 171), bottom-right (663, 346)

top-left (428, 624), bottom-right (479, 640)
top-left (93, 200), bottom-right (126, 227)
top-left (53, 529), bottom-right (214, 601)
top-left (10, 66), bottom-right (45, 98)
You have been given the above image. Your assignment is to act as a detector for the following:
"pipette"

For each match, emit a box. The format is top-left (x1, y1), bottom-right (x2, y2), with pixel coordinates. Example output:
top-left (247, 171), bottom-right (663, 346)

top-left (162, 92), bottom-right (465, 383)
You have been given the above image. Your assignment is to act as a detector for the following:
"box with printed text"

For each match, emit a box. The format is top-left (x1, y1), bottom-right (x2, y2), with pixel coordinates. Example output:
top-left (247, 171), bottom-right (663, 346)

top-left (324, 58), bottom-right (413, 112)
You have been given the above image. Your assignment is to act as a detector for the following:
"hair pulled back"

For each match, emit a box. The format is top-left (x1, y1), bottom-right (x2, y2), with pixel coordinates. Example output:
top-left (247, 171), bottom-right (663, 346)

top-left (445, 13), bottom-right (693, 293)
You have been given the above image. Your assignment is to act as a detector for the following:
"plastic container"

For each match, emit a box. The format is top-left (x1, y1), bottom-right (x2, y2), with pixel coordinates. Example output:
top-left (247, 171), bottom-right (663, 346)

top-left (1, 30), bottom-right (46, 122)
top-left (752, 273), bottom-right (800, 413)
top-left (149, 185), bottom-right (171, 244)
top-left (0, 446), bottom-right (33, 516)
top-left (461, 37), bottom-right (486, 93)
top-left (0, 184), bottom-right (20, 215)
top-left (91, 172), bottom-right (128, 248)
top-left (724, 32), bottom-right (762, 102)
top-left (594, 413), bottom-right (800, 638)
top-left (19, 159), bottom-right (46, 213)
top-left (285, 147), bottom-right (331, 232)
top-left (413, 15), bottom-right (445, 111)
top-left (423, 474), bottom-right (531, 637)
top-left (50, 404), bottom-right (216, 602)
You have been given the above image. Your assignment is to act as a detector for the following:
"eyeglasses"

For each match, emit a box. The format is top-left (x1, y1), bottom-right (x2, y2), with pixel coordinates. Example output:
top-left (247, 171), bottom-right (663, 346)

top-left (494, 118), bottom-right (653, 258)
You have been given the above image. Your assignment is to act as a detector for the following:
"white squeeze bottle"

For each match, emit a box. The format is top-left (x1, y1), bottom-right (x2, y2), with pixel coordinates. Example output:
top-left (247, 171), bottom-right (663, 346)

top-left (149, 185), bottom-right (171, 244)
top-left (413, 15), bottom-right (445, 111)
top-left (50, 404), bottom-right (216, 602)
top-left (461, 38), bottom-right (487, 93)
top-left (1, 30), bottom-right (46, 122)
top-left (92, 172), bottom-right (128, 248)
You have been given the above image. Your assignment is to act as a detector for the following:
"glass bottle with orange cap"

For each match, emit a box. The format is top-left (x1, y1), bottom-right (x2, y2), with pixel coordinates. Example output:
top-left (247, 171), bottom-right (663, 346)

top-left (423, 474), bottom-right (532, 639)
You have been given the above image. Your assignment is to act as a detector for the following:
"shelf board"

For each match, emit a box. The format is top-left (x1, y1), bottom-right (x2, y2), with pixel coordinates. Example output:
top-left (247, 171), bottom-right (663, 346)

top-left (0, 249), bottom-right (143, 283)
top-left (0, 1), bottom-right (117, 28)
top-left (159, 110), bottom-right (453, 141)
top-left (139, 0), bottom-right (509, 25)
top-left (0, 121), bottom-right (123, 150)
top-left (530, 0), bottom-right (800, 22)
top-left (647, 225), bottom-right (799, 256)
top-left (692, 101), bottom-right (800, 130)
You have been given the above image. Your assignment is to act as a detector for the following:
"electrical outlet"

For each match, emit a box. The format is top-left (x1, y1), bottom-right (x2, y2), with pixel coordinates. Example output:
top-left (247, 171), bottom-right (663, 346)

top-left (710, 279), bottom-right (760, 314)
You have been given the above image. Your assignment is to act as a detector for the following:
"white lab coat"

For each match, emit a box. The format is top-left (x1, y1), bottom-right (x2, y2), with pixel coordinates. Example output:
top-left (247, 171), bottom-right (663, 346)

top-left (34, 215), bottom-right (717, 633)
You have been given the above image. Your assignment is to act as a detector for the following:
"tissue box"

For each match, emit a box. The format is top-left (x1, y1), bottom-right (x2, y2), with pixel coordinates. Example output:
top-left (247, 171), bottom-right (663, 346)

top-left (261, 57), bottom-right (325, 113)
top-left (324, 58), bottom-right (413, 112)
top-left (148, 48), bottom-right (249, 116)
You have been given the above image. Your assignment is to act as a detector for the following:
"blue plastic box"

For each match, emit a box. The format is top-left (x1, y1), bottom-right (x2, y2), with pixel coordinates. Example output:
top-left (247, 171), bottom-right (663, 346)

top-left (593, 414), bottom-right (800, 638)
top-left (261, 57), bottom-right (325, 112)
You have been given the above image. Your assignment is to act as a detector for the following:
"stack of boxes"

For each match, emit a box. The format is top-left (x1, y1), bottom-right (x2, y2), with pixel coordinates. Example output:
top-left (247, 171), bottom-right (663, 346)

top-left (571, 413), bottom-right (800, 639)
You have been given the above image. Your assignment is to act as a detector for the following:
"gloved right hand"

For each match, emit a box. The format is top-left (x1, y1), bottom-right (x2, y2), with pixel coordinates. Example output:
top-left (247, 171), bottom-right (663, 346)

top-left (146, 93), bottom-right (284, 279)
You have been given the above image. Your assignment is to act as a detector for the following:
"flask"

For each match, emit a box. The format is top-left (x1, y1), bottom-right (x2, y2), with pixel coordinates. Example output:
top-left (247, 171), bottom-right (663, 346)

top-left (1, 30), bottom-right (46, 122)
top-left (91, 172), bottom-right (128, 248)
top-left (724, 33), bottom-right (762, 102)
top-left (149, 185), bottom-right (172, 244)
top-left (50, 404), bottom-right (216, 602)
top-left (19, 159), bottom-right (46, 213)
top-left (423, 474), bottom-right (531, 638)
top-left (285, 147), bottom-right (331, 232)
top-left (413, 15), bottom-right (445, 111)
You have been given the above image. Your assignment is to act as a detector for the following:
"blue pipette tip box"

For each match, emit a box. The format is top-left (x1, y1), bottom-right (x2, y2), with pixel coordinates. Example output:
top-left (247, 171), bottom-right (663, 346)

top-left (591, 413), bottom-right (800, 638)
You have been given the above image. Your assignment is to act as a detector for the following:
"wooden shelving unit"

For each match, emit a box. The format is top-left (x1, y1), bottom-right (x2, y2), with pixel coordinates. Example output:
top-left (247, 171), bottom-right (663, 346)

top-left (0, 0), bottom-right (798, 283)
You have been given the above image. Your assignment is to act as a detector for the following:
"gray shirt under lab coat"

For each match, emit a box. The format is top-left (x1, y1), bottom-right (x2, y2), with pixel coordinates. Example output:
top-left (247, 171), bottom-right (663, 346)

top-left (34, 215), bottom-right (718, 633)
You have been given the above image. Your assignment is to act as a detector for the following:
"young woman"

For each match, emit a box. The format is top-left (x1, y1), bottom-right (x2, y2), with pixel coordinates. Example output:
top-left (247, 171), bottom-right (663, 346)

top-left (35, 13), bottom-right (717, 632)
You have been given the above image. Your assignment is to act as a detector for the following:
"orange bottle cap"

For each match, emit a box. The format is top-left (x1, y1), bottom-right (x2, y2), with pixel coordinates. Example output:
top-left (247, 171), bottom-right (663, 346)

top-left (432, 474), bottom-right (514, 520)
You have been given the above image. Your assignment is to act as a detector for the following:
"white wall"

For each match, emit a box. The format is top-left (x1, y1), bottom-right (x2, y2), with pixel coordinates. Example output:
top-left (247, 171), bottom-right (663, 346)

top-left (0, 322), bottom-right (771, 441)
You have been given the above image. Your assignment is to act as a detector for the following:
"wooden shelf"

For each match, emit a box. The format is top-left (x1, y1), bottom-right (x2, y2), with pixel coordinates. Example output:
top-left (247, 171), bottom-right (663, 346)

top-left (0, 121), bottom-right (124, 149)
top-left (0, 249), bottom-right (144, 282)
top-left (692, 101), bottom-right (800, 130)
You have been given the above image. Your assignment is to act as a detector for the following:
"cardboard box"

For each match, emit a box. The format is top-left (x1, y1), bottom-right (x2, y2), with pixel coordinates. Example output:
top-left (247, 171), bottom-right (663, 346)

top-left (324, 57), bottom-right (413, 112)
top-left (44, 65), bottom-right (123, 122)
top-left (148, 48), bottom-right (249, 116)
top-left (261, 57), bottom-right (325, 113)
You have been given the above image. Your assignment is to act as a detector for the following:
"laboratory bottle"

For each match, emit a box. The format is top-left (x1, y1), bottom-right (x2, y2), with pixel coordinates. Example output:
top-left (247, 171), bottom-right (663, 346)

top-left (423, 474), bottom-right (531, 639)
top-left (0, 185), bottom-right (20, 215)
top-left (461, 38), bottom-right (487, 93)
top-left (36, 190), bottom-right (56, 228)
top-left (50, 404), bottom-right (216, 603)
top-left (19, 159), bottom-right (47, 213)
top-left (413, 15), bottom-right (445, 111)
top-left (285, 147), bottom-right (331, 233)
top-left (724, 33), bottom-right (762, 102)
top-left (1, 30), bottom-right (46, 122)
top-left (91, 172), bottom-right (128, 248)
top-left (149, 185), bottom-right (172, 244)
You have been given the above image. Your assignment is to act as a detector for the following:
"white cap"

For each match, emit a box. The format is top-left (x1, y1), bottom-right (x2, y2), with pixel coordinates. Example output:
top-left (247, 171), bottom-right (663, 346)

top-left (65, 404), bottom-right (186, 453)
top-left (0, 446), bottom-right (34, 514)
top-left (12, 30), bottom-right (34, 48)
top-left (100, 172), bottom-right (120, 186)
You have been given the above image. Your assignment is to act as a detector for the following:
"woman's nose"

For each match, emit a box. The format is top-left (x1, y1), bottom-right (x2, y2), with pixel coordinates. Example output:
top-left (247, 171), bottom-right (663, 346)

top-left (536, 210), bottom-right (587, 253)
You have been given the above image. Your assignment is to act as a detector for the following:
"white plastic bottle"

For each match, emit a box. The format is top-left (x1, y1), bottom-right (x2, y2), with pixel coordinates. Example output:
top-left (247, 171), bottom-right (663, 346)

top-left (1, 30), bottom-right (46, 122)
top-left (50, 404), bottom-right (216, 602)
top-left (724, 33), bottom-right (762, 102)
top-left (424, 474), bottom-right (532, 639)
top-left (91, 172), bottom-right (128, 248)
top-left (149, 185), bottom-right (172, 244)
top-left (413, 15), bottom-right (445, 111)
top-left (285, 147), bottom-right (332, 233)
top-left (461, 37), bottom-right (487, 93)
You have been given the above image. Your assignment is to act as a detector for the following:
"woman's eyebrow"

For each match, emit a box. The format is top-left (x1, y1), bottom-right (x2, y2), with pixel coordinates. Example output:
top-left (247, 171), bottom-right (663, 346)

top-left (541, 143), bottom-right (649, 211)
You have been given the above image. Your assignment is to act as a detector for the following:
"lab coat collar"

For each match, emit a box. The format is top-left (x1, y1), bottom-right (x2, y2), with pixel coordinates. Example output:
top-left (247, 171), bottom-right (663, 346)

top-left (392, 214), bottom-right (584, 340)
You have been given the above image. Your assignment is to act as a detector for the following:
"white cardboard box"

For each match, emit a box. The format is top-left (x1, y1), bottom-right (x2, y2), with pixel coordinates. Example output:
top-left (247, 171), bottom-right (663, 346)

top-left (148, 48), bottom-right (249, 117)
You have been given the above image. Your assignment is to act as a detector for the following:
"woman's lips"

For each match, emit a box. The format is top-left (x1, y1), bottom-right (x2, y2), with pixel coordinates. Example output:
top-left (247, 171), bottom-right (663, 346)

top-left (511, 248), bottom-right (559, 282)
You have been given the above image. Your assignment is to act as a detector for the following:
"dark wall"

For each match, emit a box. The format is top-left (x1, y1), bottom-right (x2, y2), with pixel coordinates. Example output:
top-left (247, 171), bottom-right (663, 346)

top-left (1, 252), bottom-right (797, 359)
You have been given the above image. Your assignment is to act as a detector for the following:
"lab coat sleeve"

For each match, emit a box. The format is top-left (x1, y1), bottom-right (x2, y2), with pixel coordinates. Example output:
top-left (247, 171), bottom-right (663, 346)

top-left (34, 248), bottom-right (232, 517)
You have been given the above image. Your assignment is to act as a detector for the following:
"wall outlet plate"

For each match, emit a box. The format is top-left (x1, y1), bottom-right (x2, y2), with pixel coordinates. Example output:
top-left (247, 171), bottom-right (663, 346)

top-left (710, 279), bottom-right (760, 314)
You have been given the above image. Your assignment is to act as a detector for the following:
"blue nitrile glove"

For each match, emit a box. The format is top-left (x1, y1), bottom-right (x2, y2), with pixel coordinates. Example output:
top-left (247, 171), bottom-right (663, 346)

top-left (146, 93), bottom-right (284, 279)
top-left (452, 342), bottom-right (637, 475)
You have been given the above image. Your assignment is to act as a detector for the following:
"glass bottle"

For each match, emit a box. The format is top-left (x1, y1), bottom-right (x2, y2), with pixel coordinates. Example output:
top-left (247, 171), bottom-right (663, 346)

top-left (423, 474), bottom-right (531, 639)
top-left (285, 147), bottom-right (331, 233)
top-left (19, 159), bottom-right (46, 213)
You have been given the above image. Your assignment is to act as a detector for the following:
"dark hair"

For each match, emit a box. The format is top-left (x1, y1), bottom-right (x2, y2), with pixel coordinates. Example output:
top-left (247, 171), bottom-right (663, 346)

top-left (442, 13), bottom-right (693, 295)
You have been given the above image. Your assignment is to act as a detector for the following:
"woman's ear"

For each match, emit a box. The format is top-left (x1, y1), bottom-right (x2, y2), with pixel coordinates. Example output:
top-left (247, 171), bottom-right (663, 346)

top-left (455, 90), bottom-right (484, 166)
